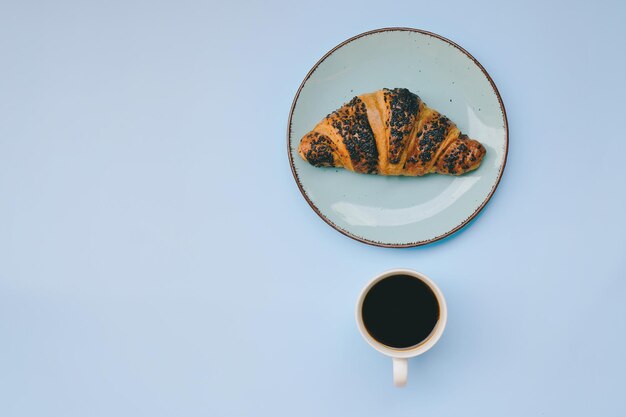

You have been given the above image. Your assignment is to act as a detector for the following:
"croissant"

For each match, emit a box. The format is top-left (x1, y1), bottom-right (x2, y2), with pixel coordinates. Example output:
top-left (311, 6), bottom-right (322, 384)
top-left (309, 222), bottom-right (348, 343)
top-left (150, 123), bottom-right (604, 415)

top-left (298, 88), bottom-right (486, 176)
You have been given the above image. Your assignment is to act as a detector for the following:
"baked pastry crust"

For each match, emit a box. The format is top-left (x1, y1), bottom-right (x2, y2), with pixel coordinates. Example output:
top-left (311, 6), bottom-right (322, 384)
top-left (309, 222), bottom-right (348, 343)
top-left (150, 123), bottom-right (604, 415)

top-left (298, 88), bottom-right (486, 176)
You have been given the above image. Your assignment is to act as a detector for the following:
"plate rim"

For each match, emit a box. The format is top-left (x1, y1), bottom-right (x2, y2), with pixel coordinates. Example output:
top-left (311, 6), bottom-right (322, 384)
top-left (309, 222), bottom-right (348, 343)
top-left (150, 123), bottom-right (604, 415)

top-left (286, 27), bottom-right (509, 248)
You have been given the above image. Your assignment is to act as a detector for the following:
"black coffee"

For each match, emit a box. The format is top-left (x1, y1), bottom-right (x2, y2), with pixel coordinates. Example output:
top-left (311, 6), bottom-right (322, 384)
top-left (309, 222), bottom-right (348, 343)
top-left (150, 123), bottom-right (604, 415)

top-left (362, 275), bottom-right (440, 349)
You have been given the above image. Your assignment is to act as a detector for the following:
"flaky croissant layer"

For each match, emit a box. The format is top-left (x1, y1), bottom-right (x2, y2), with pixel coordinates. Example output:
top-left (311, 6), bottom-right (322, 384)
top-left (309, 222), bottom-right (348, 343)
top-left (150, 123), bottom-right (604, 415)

top-left (298, 88), bottom-right (486, 176)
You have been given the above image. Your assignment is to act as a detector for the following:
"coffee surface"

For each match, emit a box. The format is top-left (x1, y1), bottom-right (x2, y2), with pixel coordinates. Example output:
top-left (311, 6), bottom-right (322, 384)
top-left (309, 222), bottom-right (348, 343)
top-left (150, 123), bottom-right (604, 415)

top-left (362, 275), bottom-right (440, 348)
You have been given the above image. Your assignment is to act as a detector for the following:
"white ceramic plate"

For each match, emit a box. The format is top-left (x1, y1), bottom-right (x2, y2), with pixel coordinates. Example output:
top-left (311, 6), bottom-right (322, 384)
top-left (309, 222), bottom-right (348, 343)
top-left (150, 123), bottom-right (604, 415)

top-left (288, 28), bottom-right (508, 247)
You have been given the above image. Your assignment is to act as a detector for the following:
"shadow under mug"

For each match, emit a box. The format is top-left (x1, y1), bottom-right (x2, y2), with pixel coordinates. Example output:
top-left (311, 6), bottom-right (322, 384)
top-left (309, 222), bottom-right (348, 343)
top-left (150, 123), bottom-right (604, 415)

top-left (355, 269), bottom-right (447, 387)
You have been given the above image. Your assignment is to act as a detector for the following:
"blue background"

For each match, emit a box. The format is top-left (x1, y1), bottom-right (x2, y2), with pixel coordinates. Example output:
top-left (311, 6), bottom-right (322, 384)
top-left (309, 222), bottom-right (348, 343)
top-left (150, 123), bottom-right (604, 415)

top-left (1, 0), bottom-right (625, 416)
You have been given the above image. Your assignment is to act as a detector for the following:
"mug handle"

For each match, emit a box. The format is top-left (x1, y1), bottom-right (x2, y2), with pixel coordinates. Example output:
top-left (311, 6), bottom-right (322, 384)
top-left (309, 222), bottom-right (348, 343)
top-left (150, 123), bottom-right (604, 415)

top-left (392, 358), bottom-right (408, 387)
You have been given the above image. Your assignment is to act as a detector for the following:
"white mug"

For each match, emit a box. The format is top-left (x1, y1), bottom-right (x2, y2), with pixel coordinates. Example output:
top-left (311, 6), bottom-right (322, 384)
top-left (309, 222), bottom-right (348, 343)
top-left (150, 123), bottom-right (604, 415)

top-left (355, 269), bottom-right (447, 387)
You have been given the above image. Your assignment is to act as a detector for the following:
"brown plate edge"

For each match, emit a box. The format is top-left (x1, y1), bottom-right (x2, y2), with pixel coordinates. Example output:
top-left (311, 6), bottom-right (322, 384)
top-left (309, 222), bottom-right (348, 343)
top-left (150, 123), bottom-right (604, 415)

top-left (286, 27), bottom-right (509, 248)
